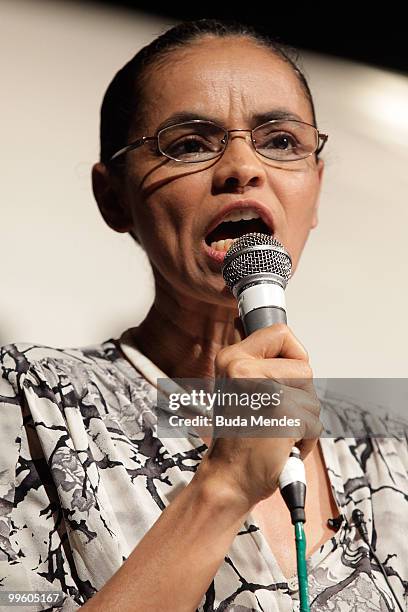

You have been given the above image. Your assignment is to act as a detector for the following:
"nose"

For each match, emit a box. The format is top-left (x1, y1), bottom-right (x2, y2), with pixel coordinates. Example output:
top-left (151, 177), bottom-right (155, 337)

top-left (212, 132), bottom-right (267, 193)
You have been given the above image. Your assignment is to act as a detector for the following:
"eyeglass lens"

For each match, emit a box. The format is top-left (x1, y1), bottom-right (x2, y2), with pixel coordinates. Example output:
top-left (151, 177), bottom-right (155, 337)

top-left (158, 120), bottom-right (318, 162)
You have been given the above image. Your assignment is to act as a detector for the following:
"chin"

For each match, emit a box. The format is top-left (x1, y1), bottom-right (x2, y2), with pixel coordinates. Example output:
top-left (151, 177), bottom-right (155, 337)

top-left (179, 278), bottom-right (236, 309)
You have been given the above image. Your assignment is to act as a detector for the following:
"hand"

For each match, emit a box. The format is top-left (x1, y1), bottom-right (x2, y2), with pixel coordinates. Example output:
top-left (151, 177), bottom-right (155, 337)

top-left (196, 323), bottom-right (322, 511)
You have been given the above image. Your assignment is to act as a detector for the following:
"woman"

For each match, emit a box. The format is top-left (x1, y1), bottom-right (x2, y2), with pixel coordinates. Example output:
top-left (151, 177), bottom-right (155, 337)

top-left (1, 19), bottom-right (407, 611)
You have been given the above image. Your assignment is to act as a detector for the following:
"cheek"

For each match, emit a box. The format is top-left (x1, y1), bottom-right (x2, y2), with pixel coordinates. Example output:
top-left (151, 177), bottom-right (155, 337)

top-left (285, 180), bottom-right (318, 225)
top-left (127, 166), bottom-right (210, 239)
top-left (124, 174), bottom-right (207, 275)
top-left (274, 169), bottom-right (320, 263)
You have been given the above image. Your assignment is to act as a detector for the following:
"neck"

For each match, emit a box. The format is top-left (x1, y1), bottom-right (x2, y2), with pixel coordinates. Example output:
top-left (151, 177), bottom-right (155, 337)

top-left (130, 278), bottom-right (241, 379)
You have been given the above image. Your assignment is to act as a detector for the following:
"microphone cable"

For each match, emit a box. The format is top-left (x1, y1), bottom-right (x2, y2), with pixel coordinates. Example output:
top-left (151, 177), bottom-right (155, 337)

top-left (295, 522), bottom-right (309, 612)
top-left (279, 447), bottom-right (310, 612)
top-left (352, 509), bottom-right (404, 612)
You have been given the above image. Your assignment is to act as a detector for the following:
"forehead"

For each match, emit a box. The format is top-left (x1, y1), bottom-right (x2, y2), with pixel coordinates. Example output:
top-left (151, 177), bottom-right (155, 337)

top-left (140, 37), bottom-right (313, 130)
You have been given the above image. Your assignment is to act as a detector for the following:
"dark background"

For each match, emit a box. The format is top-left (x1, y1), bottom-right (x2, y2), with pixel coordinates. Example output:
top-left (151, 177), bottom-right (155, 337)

top-left (89, 1), bottom-right (407, 74)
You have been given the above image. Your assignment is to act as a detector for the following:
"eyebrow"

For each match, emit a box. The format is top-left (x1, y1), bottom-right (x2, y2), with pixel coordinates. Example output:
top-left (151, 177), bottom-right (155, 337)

top-left (156, 109), bottom-right (306, 132)
top-left (253, 110), bottom-right (304, 124)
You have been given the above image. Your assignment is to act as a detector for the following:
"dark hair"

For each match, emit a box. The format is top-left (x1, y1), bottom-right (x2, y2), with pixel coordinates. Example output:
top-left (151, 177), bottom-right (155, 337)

top-left (99, 18), bottom-right (319, 172)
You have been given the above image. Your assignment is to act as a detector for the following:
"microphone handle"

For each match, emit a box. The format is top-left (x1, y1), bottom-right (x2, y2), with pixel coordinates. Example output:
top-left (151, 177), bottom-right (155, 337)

top-left (242, 306), bottom-right (287, 336)
top-left (238, 302), bottom-right (306, 520)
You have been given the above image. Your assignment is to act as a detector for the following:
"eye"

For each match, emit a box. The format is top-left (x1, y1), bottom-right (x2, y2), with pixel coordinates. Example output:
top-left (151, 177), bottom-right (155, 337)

top-left (261, 131), bottom-right (299, 151)
top-left (164, 135), bottom-right (219, 159)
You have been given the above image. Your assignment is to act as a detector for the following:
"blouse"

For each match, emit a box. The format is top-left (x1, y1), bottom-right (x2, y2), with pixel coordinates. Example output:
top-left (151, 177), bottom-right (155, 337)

top-left (0, 328), bottom-right (407, 611)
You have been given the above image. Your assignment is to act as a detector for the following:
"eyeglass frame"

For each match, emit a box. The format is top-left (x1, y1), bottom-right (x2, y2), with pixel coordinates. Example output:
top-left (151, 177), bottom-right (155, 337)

top-left (108, 118), bottom-right (329, 164)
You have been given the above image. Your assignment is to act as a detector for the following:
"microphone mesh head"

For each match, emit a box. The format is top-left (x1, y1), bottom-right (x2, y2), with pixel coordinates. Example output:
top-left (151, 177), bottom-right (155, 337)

top-left (222, 233), bottom-right (292, 291)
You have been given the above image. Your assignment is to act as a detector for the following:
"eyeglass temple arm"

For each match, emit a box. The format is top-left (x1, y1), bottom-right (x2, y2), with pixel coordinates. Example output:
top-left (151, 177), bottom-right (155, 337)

top-left (109, 136), bottom-right (155, 162)
top-left (316, 133), bottom-right (328, 155)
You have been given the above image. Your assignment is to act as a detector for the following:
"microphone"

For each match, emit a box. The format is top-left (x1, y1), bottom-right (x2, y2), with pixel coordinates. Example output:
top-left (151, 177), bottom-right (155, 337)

top-left (222, 233), bottom-right (291, 336)
top-left (352, 509), bottom-right (369, 540)
top-left (350, 509), bottom-right (404, 612)
top-left (222, 232), bottom-right (306, 523)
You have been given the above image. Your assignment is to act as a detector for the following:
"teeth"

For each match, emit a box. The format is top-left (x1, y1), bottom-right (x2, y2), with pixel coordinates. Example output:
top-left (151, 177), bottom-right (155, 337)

top-left (222, 208), bottom-right (261, 223)
top-left (210, 238), bottom-right (237, 252)
top-left (207, 209), bottom-right (264, 253)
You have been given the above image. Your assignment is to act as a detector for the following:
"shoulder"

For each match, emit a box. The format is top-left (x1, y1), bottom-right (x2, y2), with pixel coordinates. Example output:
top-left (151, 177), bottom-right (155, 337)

top-left (0, 337), bottom-right (155, 435)
top-left (320, 384), bottom-right (408, 440)
top-left (320, 386), bottom-right (408, 479)
top-left (0, 338), bottom-right (128, 396)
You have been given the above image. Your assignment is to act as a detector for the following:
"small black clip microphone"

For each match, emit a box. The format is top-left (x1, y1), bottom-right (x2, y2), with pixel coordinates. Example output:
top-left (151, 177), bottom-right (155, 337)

top-left (351, 509), bottom-right (404, 612)
top-left (352, 508), bottom-right (369, 540)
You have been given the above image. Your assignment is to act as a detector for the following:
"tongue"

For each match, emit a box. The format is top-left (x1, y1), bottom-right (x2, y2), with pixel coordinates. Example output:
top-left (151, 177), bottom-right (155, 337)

top-left (206, 219), bottom-right (269, 244)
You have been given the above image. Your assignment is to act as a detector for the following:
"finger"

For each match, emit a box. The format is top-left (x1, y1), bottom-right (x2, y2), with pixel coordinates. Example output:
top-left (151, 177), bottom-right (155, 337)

top-left (296, 437), bottom-right (319, 460)
top-left (219, 357), bottom-right (312, 385)
top-left (296, 419), bottom-right (323, 459)
top-left (234, 324), bottom-right (309, 361)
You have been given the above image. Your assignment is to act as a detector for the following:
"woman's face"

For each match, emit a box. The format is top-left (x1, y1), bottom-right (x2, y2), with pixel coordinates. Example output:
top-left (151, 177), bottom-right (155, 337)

top-left (115, 36), bottom-right (324, 306)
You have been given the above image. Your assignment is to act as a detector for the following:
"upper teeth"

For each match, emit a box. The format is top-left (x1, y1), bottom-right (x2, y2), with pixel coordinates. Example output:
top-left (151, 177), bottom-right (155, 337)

top-left (222, 209), bottom-right (261, 223)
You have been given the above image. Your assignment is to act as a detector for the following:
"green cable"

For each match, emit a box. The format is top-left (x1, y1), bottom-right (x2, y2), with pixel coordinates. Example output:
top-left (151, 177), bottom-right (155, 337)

top-left (294, 521), bottom-right (310, 612)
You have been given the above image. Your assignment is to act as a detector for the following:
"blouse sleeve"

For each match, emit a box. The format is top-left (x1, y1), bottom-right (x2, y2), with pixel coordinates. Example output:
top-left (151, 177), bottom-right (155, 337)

top-left (0, 344), bottom-right (84, 610)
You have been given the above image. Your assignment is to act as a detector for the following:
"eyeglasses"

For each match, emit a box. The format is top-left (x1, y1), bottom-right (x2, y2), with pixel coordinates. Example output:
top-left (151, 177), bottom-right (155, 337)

top-left (109, 119), bottom-right (328, 164)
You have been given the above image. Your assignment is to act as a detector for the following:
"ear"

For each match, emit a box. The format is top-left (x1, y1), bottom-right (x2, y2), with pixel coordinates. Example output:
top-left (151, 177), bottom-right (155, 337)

top-left (92, 162), bottom-right (132, 233)
top-left (311, 158), bottom-right (325, 229)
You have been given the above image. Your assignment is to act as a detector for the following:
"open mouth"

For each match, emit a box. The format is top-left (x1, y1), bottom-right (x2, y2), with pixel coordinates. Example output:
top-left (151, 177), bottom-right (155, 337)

top-left (205, 211), bottom-right (272, 253)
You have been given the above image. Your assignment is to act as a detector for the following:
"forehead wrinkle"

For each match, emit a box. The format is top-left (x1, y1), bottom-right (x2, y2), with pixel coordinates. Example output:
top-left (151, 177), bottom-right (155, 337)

top-left (141, 40), bottom-right (313, 130)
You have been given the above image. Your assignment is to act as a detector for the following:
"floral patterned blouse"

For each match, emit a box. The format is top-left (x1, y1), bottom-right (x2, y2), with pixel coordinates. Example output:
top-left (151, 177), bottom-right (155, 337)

top-left (0, 328), bottom-right (407, 611)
